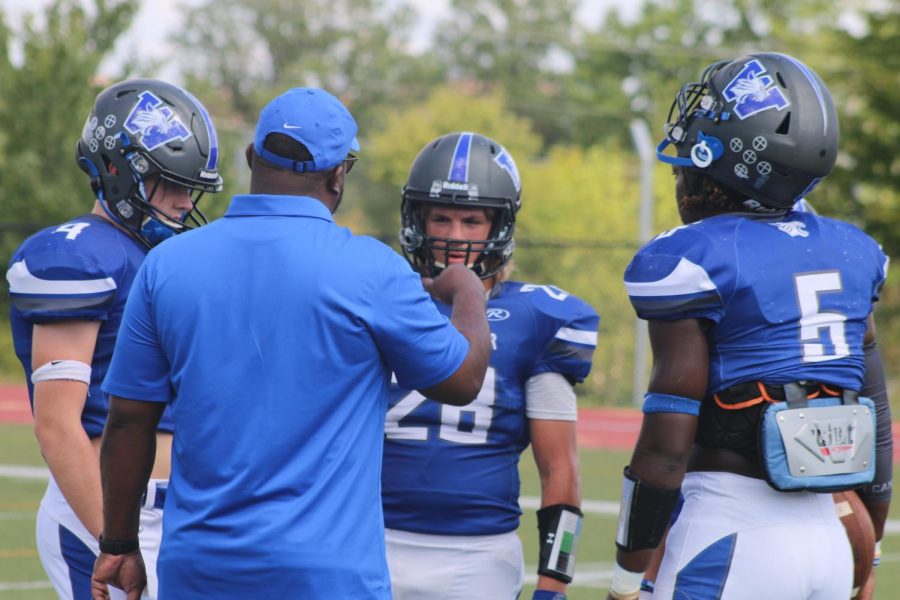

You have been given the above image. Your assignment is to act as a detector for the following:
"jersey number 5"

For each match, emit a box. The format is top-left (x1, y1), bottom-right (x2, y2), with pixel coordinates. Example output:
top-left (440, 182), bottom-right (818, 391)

top-left (385, 367), bottom-right (496, 444)
top-left (794, 271), bottom-right (849, 362)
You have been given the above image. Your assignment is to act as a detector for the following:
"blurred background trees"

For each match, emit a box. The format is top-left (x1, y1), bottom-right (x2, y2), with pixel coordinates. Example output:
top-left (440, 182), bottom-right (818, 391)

top-left (1, 0), bottom-right (897, 407)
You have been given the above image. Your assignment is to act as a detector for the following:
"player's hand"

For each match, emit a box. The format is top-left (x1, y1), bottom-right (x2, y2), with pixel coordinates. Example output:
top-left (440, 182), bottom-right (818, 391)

top-left (421, 264), bottom-right (484, 305)
top-left (91, 552), bottom-right (147, 600)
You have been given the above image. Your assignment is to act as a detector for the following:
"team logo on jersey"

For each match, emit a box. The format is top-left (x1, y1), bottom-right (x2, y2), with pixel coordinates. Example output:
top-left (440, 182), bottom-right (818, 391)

top-left (124, 91), bottom-right (193, 151)
top-left (486, 308), bottom-right (511, 321)
top-left (770, 221), bottom-right (809, 238)
top-left (722, 59), bottom-right (791, 120)
top-left (494, 146), bottom-right (521, 192)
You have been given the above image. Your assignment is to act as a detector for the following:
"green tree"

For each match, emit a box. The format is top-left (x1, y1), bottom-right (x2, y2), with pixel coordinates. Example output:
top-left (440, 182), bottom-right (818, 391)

top-left (515, 144), bottom-right (681, 404)
top-left (821, 9), bottom-right (900, 250)
top-left (569, 0), bottom-right (845, 149)
top-left (173, 0), bottom-right (448, 227)
top-left (433, 0), bottom-right (579, 145)
top-left (0, 0), bottom-right (139, 376)
top-left (0, 0), bottom-right (139, 259)
top-left (175, 0), bottom-right (440, 128)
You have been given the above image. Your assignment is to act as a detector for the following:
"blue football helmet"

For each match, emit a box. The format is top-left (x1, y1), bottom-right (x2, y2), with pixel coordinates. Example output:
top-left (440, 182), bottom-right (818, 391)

top-left (76, 79), bottom-right (223, 247)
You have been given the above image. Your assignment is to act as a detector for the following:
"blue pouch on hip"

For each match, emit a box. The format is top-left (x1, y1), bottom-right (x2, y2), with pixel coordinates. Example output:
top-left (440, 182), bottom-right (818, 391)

top-left (759, 385), bottom-right (875, 493)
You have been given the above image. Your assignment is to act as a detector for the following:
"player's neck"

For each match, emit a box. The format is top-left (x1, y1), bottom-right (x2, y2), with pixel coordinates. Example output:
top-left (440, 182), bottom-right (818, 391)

top-left (91, 201), bottom-right (135, 236)
top-left (91, 201), bottom-right (116, 223)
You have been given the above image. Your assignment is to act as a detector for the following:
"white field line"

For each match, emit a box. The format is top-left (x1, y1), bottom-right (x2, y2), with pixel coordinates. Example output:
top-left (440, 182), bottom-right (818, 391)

top-left (0, 581), bottom-right (53, 592)
top-left (0, 465), bottom-right (897, 534)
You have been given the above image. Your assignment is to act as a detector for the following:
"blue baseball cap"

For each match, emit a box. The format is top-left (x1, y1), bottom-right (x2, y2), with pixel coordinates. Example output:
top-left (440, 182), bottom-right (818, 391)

top-left (253, 87), bottom-right (360, 173)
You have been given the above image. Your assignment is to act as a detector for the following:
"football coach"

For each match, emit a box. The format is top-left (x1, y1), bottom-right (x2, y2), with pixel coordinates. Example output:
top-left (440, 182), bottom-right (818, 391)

top-left (91, 87), bottom-right (491, 600)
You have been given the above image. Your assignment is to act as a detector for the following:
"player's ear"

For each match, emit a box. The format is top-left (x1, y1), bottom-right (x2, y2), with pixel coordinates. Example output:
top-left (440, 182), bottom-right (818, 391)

top-left (245, 143), bottom-right (254, 168)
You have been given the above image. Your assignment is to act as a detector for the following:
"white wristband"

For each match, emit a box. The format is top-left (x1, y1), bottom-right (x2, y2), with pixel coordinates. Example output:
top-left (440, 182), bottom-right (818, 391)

top-left (609, 562), bottom-right (644, 600)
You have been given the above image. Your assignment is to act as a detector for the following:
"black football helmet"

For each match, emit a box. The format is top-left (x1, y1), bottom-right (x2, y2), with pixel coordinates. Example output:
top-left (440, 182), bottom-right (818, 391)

top-left (399, 132), bottom-right (522, 279)
top-left (76, 79), bottom-right (223, 247)
top-left (657, 53), bottom-right (839, 210)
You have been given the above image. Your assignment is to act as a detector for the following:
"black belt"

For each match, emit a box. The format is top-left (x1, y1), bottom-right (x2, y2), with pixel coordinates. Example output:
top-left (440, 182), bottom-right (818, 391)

top-left (713, 380), bottom-right (856, 409)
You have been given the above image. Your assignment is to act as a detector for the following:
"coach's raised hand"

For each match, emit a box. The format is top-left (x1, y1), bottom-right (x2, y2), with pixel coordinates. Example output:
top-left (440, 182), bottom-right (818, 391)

top-left (419, 263), bottom-right (491, 406)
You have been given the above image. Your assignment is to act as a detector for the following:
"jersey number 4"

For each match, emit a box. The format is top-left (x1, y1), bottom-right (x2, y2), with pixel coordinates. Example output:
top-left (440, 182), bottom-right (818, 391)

top-left (795, 271), bottom-right (849, 362)
top-left (385, 367), bottom-right (496, 444)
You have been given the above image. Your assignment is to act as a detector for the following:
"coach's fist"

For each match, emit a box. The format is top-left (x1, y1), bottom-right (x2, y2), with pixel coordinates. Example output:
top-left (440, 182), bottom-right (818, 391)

top-left (92, 552), bottom-right (147, 600)
top-left (422, 263), bottom-right (484, 306)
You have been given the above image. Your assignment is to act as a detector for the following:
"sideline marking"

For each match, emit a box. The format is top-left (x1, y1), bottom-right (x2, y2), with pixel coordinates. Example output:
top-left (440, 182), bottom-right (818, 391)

top-left (0, 466), bottom-right (898, 534)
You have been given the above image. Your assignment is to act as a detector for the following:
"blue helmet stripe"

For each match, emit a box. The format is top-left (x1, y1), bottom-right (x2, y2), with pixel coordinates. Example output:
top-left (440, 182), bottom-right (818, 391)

top-left (448, 132), bottom-right (473, 182)
top-left (181, 87), bottom-right (219, 170)
top-left (777, 53), bottom-right (828, 136)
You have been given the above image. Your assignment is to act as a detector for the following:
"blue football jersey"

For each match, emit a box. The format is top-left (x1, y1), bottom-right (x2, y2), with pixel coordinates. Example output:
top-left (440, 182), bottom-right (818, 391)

top-left (382, 280), bottom-right (599, 535)
top-left (624, 211), bottom-right (888, 395)
top-left (7, 214), bottom-right (174, 437)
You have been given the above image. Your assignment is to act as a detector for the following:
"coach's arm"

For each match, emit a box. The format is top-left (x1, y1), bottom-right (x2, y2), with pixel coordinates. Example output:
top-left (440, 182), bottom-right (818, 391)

top-left (419, 264), bottom-right (492, 406)
top-left (91, 397), bottom-right (165, 600)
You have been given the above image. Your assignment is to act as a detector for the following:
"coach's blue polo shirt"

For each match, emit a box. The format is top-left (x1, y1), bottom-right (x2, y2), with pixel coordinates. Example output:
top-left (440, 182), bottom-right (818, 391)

top-left (103, 194), bottom-right (469, 599)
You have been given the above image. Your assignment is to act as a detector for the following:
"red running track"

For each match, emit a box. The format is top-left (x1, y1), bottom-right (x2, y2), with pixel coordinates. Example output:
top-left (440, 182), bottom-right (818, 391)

top-left (2, 385), bottom-right (899, 459)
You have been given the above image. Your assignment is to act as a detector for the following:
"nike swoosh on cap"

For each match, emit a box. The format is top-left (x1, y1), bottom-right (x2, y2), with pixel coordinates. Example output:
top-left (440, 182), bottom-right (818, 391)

top-left (283, 123), bottom-right (302, 129)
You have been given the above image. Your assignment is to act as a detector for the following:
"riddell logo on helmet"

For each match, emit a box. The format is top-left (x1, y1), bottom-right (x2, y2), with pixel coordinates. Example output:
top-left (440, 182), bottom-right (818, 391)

top-left (442, 181), bottom-right (470, 191)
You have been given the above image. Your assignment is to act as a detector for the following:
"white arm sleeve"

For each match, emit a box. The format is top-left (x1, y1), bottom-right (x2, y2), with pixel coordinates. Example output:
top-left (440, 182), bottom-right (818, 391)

top-left (525, 371), bottom-right (577, 421)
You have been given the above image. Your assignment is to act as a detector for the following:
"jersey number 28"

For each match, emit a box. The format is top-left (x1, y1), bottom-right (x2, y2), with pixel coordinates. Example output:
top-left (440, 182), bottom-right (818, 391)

top-left (385, 367), bottom-right (496, 444)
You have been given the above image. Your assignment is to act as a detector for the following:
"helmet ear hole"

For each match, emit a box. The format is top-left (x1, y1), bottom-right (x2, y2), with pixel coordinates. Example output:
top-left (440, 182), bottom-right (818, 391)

top-left (775, 113), bottom-right (791, 135)
top-left (101, 155), bottom-right (119, 176)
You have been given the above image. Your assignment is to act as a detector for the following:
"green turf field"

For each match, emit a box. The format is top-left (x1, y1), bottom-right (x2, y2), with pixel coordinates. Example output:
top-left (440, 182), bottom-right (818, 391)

top-left (0, 422), bottom-right (898, 599)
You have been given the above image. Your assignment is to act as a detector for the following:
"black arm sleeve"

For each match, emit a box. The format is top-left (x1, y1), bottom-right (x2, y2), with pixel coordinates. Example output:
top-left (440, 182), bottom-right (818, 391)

top-left (858, 339), bottom-right (893, 503)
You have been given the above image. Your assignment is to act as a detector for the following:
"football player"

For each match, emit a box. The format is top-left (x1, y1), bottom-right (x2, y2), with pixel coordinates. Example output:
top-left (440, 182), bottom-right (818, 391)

top-left (610, 53), bottom-right (887, 599)
top-left (636, 196), bottom-right (891, 600)
top-left (382, 132), bottom-right (599, 600)
top-left (6, 79), bottom-right (221, 599)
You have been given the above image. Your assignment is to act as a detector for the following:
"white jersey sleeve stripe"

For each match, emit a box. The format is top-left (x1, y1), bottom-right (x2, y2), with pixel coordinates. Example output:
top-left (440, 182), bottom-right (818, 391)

top-left (7, 260), bottom-right (117, 296)
top-left (625, 257), bottom-right (716, 298)
top-left (554, 327), bottom-right (598, 347)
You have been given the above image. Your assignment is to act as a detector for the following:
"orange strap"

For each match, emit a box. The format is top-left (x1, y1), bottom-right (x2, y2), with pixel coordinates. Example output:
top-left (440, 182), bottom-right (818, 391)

top-left (713, 382), bottom-right (840, 410)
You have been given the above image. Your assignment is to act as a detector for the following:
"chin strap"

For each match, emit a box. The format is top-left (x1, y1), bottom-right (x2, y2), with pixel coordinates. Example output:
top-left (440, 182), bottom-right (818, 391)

top-left (657, 132), bottom-right (725, 169)
top-left (140, 218), bottom-right (178, 246)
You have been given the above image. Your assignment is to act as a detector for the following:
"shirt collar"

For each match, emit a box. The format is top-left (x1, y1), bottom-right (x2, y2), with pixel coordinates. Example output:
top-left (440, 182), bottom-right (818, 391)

top-left (224, 194), bottom-right (334, 222)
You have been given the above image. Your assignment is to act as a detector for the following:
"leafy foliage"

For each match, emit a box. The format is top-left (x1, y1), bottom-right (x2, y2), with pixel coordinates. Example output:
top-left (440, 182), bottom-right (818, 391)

top-left (1, 0), bottom-right (898, 408)
top-left (0, 0), bottom-right (139, 264)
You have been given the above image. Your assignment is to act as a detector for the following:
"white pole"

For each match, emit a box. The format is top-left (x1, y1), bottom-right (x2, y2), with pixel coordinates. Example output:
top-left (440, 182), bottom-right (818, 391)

top-left (629, 119), bottom-right (654, 406)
